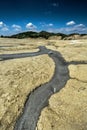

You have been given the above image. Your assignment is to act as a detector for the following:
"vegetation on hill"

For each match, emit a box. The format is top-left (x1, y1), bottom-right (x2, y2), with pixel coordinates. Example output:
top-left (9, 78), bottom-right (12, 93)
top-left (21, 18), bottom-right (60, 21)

top-left (0, 31), bottom-right (87, 39)
top-left (0, 31), bottom-right (67, 39)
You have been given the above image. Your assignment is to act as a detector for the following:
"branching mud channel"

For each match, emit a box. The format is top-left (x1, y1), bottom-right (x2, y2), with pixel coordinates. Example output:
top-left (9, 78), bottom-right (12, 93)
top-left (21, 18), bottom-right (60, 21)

top-left (0, 46), bottom-right (70, 130)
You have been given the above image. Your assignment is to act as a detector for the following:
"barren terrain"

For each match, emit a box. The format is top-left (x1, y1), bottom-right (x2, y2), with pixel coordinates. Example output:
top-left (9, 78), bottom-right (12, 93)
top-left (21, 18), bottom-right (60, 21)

top-left (0, 38), bottom-right (87, 130)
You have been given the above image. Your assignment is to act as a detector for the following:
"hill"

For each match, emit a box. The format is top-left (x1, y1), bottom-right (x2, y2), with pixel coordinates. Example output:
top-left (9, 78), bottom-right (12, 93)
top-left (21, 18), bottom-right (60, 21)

top-left (1, 31), bottom-right (87, 40)
top-left (1, 31), bottom-right (67, 39)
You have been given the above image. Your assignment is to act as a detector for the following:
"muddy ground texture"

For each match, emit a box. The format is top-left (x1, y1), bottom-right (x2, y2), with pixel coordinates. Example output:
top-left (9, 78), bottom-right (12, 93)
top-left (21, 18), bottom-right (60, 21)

top-left (0, 38), bottom-right (87, 130)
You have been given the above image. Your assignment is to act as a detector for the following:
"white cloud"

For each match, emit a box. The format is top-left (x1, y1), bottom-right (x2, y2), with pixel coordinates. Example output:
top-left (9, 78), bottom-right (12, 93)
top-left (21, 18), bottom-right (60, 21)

top-left (40, 22), bottom-right (46, 27)
top-left (0, 21), bottom-right (4, 27)
top-left (48, 23), bottom-right (53, 27)
top-left (74, 24), bottom-right (85, 28)
top-left (0, 21), bottom-right (7, 28)
top-left (0, 21), bottom-right (9, 32)
top-left (1, 27), bottom-right (9, 31)
top-left (66, 21), bottom-right (76, 26)
top-left (47, 23), bottom-right (87, 34)
top-left (40, 22), bottom-right (53, 27)
top-left (12, 24), bottom-right (22, 31)
top-left (51, 3), bottom-right (59, 7)
top-left (26, 23), bottom-right (37, 30)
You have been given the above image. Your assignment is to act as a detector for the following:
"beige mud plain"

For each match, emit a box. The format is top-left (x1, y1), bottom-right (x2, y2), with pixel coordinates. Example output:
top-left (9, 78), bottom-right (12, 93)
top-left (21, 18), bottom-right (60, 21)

top-left (0, 38), bottom-right (87, 130)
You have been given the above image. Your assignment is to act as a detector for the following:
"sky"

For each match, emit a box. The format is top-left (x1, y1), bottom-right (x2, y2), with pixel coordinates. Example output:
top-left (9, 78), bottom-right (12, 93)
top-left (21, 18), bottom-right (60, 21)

top-left (0, 0), bottom-right (87, 35)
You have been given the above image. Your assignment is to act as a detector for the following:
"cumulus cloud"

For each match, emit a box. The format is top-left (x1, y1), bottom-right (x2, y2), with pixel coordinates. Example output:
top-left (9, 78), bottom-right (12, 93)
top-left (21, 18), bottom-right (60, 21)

top-left (48, 23), bottom-right (53, 27)
top-left (0, 21), bottom-right (7, 28)
top-left (26, 23), bottom-right (37, 30)
top-left (0, 21), bottom-right (4, 27)
top-left (66, 21), bottom-right (76, 26)
top-left (12, 24), bottom-right (22, 31)
top-left (47, 23), bottom-right (87, 34)
top-left (1, 27), bottom-right (9, 31)
top-left (0, 21), bottom-right (9, 32)
top-left (74, 24), bottom-right (85, 28)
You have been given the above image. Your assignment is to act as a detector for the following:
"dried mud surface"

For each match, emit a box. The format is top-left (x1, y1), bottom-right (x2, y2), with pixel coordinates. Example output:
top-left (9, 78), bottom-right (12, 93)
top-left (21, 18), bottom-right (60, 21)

top-left (0, 49), bottom-right (55, 130)
top-left (0, 38), bottom-right (87, 130)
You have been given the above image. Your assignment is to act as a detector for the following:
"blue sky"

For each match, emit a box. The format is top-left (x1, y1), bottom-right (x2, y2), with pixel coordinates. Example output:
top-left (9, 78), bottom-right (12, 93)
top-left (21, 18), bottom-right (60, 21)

top-left (0, 0), bottom-right (87, 35)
